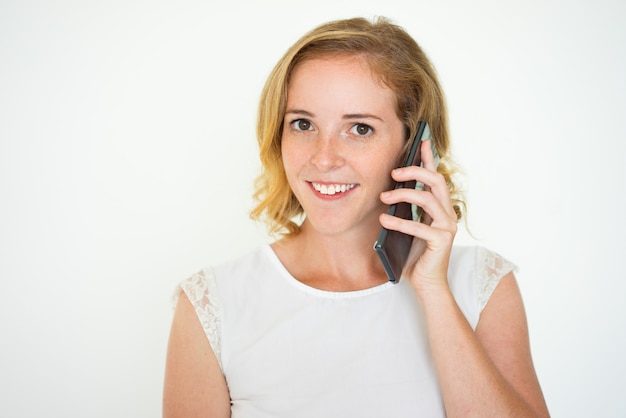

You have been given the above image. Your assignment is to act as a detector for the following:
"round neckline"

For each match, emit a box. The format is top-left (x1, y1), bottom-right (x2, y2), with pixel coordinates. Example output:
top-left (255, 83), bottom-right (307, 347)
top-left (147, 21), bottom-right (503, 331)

top-left (261, 244), bottom-right (395, 299)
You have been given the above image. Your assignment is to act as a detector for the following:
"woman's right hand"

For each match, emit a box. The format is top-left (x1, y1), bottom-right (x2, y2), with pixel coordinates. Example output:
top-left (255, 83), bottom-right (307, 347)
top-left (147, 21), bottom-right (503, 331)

top-left (379, 139), bottom-right (457, 298)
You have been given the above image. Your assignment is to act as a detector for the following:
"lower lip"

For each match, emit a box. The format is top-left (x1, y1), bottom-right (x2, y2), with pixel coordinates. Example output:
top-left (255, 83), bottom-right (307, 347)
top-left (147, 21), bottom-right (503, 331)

top-left (308, 183), bottom-right (357, 200)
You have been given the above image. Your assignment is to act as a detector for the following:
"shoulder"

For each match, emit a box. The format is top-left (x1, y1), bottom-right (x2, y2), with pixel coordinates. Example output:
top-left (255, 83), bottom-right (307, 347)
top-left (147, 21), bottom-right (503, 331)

top-left (450, 245), bottom-right (517, 274)
top-left (448, 245), bottom-right (518, 329)
top-left (175, 244), bottom-right (270, 307)
top-left (174, 244), bottom-right (276, 327)
top-left (212, 245), bottom-right (271, 274)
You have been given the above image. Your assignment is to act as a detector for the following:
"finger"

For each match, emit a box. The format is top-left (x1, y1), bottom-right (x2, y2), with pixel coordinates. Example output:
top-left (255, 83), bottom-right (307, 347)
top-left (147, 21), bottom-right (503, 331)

top-left (419, 141), bottom-right (435, 197)
top-left (420, 139), bottom-right (437, 172)
top-left (379, 212), bottom-right (456, 244)
top-left (390, 165), bottom-right (439, 187)
top-left (380, 188), bottom-right (456, 229)
top-left (388, 167), bottom-right (455, 218)
top-left (419, 140), bottom-right (458, 219)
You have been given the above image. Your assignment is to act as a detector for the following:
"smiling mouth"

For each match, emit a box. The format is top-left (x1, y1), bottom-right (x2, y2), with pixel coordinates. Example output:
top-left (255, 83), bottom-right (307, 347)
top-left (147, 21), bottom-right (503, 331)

top-left (311, 182), bottom-right (357, 195)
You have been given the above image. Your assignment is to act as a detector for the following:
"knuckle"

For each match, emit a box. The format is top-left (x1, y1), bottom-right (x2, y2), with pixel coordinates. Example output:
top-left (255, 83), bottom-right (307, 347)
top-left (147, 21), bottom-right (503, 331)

top-left (432, 171), bottom-right (445, 184)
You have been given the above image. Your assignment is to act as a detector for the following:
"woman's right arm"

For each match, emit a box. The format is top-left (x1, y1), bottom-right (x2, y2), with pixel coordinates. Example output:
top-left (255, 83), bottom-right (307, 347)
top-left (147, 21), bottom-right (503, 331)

top-left (163, 292), bottom-right (231, 418)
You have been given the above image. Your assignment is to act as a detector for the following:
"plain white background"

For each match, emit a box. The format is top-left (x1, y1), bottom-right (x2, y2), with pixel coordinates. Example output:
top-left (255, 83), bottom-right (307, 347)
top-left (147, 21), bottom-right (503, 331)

top-left (1, 0), bottom-right (625, 416)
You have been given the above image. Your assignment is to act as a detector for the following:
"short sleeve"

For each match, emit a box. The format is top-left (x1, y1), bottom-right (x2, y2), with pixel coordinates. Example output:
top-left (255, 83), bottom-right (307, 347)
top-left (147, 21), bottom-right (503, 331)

top-left (475, 247), bottom-right (518, 312)
top-left (173, 268), bottom-right (223, 370)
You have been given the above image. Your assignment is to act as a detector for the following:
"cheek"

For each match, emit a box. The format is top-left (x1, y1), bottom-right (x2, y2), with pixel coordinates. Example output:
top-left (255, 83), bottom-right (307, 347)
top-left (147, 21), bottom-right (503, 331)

top-left (380, 168), bottom-right (396, 191)
top-left (281, 140), bottom-right (303, 183)
top-left (281, 141), bottom-right (294, 171)
top-left (375, 149), bottom-right (404, 190)
top-left (370, 148), bottom-right (398, 177)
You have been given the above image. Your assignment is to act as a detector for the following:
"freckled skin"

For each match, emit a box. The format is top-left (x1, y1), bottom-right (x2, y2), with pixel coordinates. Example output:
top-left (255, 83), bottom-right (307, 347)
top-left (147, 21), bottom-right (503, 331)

top-left (281, 56), bottom-right (405, 237)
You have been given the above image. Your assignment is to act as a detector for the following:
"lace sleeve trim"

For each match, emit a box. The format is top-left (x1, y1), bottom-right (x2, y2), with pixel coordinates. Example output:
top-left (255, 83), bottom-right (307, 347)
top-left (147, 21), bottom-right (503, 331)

top-left (476, 246), bottom-right (519, 312)
top-left (174, 268), bottom-right (223, 370)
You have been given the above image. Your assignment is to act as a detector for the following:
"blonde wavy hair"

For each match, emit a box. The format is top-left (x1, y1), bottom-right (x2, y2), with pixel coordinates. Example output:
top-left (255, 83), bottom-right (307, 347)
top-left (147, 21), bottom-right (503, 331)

top-left (250, 17), bottom-right (465, 235)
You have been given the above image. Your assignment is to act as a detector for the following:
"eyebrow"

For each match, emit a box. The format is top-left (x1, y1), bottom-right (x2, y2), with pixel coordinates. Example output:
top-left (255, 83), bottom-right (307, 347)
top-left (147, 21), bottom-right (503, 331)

top-left (285, 109), bottom-right (314, 117)
top-left (343, 113), bottom-right (384, 122)
top-left (285, 109), bottom-right (384, 121)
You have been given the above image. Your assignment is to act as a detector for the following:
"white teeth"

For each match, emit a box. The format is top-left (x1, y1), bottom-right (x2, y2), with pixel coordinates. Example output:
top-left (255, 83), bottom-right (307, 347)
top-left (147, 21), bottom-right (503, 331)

top-left (313, 183), bottom-right (355, 195)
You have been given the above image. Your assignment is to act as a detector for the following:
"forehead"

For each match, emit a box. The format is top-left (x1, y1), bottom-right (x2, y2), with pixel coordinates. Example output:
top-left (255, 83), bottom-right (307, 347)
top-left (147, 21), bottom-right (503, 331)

top-left (291, 53), bottom-right (387, 85)
top-left (286, 55), bottom-right (397, 109)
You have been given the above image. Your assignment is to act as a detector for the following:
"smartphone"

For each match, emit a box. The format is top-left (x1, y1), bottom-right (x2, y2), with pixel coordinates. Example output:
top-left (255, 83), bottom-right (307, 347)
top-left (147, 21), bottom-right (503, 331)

top-left (373, 120), bottom-right (439, 283)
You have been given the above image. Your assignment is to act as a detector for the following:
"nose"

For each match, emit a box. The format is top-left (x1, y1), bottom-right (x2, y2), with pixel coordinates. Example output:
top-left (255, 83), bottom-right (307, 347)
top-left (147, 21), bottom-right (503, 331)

top-left (310, 135), bottom-right (345, 171)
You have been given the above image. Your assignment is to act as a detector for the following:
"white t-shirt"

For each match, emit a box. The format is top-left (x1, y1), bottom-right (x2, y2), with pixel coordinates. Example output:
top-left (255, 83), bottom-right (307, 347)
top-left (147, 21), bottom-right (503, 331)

top-left (177, 244), bottom-right (516, 418)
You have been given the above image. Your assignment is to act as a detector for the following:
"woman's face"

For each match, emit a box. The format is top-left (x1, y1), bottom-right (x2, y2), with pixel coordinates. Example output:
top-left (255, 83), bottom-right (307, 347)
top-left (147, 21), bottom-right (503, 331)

top-left (281, 55), bottom-right (405, 237)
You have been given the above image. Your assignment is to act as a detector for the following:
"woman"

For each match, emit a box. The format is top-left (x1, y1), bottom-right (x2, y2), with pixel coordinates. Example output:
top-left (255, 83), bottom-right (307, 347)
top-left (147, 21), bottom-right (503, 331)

top-left (163, 17), bottom-right (549, 417)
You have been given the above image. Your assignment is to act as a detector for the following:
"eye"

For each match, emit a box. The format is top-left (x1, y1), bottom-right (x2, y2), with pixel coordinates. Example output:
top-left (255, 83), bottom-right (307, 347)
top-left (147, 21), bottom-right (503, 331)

top-left (350, 123), bottom-right (373, 136)
top-left (291, 119), bottom-right (313, 131)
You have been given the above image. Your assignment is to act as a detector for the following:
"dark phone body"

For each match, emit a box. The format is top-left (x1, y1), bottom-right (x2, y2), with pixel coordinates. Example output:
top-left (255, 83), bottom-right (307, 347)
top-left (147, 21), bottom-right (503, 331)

top-left (373, 120), bottom-right (435, 283)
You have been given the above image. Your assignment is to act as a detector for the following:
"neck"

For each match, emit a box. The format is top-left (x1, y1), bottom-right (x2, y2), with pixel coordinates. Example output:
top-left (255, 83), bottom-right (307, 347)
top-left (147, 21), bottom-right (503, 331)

top-left (271, 219), bottom-right (389, 291)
